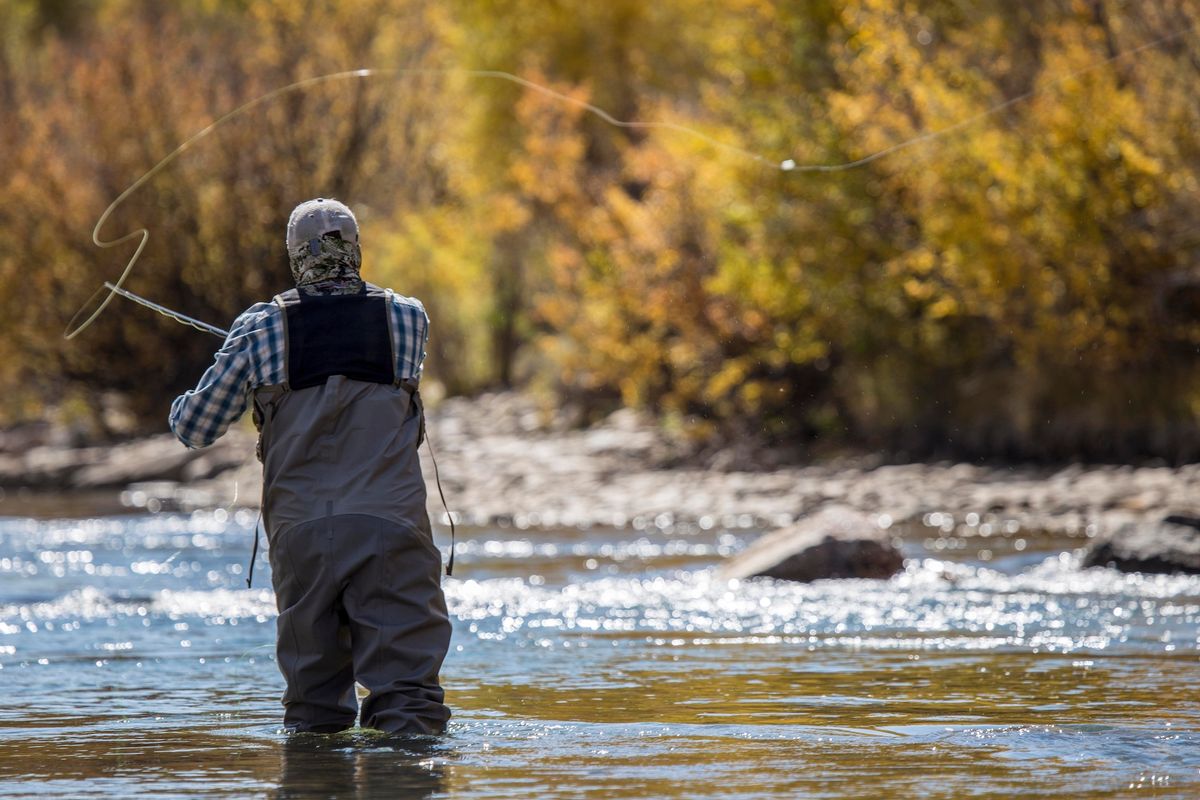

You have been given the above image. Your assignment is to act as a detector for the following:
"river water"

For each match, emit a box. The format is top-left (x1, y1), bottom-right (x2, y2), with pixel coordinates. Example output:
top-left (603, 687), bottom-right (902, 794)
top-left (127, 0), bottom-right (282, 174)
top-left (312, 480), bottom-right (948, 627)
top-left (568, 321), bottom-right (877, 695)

top-left (0, 507), bottom-right (1197, 798)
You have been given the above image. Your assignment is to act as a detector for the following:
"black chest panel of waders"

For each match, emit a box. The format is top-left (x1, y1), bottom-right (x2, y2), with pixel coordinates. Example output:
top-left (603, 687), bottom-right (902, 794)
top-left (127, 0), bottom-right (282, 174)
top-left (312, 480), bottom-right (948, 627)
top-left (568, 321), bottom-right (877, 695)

top-left (281, 287), bottom-right (394, 390)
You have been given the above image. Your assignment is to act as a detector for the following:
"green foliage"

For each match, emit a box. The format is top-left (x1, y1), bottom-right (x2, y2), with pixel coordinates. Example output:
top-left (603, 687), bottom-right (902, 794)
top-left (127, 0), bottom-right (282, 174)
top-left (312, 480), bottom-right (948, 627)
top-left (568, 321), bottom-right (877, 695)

top-left (3, 0), bottom-right (1200, 458)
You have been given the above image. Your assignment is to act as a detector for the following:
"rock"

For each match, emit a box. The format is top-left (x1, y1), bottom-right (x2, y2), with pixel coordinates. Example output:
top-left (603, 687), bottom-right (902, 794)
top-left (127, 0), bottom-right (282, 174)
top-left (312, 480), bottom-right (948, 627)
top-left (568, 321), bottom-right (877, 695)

top-left (1083, 515), bottom-right (1200, 575)
top-left (719, 506), bottom-right (904, 582)
top-left (7, 445), bottom-right (105, 489)
top-left (1163, 513), bottom-right (1200, 530)
top-left (0, 422), bottom-right (55, 453)
top-left (70, 435), bottom-right (204, 489)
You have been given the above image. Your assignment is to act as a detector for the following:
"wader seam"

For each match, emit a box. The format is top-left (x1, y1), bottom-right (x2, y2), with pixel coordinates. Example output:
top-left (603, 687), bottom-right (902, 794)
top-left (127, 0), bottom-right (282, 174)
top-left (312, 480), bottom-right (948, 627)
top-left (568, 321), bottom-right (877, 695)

top-left (281, 541), bottom-right (306, 687)
top-left (372, 527), bottom-right (386, 680)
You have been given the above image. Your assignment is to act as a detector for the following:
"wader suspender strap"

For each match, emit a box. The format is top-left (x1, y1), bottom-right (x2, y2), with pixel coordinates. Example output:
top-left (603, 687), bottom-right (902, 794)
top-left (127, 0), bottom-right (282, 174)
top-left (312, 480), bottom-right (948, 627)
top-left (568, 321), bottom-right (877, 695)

top-left (246, 512), bottom-right (262, 589)
top-left (399, 379), bottom-right (456, 577)
top-left (385, 286), bottom-right (456, 577)
top-left (427, 427), bottom-right (456, 577)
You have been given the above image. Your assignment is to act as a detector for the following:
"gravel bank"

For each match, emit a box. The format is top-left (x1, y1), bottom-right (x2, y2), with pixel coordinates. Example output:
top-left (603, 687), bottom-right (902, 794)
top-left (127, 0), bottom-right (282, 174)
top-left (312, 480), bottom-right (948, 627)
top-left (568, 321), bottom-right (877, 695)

top-left (3, 392), bottom-right (1197, 538)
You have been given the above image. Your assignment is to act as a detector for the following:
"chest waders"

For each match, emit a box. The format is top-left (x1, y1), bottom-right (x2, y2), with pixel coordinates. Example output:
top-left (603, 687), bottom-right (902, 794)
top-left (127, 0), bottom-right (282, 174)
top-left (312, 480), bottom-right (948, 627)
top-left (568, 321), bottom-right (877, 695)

top-left (249, 282), bottom-right (452, 735)
top-left (246, 286), bottom-right (455, 585)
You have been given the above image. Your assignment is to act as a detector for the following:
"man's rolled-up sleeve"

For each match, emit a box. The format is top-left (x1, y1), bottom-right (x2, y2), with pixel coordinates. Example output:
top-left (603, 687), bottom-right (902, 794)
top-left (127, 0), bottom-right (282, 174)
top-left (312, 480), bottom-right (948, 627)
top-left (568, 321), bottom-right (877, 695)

top-left (169, 307), bottom-right (266, 449)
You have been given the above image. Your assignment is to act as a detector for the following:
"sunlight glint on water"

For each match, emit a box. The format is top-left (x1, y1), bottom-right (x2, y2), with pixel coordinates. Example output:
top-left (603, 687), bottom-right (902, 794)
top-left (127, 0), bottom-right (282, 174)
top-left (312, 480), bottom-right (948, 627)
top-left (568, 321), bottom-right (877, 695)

top-left (0, 511), bottom-right (1197, 798)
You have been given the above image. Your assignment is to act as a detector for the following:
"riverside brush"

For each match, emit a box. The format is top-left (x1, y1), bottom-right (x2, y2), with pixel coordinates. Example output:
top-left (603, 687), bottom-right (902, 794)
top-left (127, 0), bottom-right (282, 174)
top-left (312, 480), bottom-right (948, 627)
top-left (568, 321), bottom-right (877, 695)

top-left (62, 21), bottom-right (1198, 341)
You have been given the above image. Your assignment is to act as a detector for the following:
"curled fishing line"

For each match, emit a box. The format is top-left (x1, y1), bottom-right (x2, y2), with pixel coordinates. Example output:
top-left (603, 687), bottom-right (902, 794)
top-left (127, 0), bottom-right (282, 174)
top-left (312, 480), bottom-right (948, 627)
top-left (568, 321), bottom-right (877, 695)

top-left (63, 66), bottom-right (778, 342)
top-left (790, 20), bottom-right (1200, 174)
top-left (66, 23), bottom-right (1197, 338)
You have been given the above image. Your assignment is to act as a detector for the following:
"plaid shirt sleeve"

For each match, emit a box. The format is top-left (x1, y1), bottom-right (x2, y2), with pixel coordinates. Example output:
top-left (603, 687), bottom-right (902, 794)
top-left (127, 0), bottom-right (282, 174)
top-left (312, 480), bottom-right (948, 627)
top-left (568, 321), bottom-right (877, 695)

top-left (387, 290), bottom-right (430, 380)
top-left (169, 301), bottom-right (284, 449)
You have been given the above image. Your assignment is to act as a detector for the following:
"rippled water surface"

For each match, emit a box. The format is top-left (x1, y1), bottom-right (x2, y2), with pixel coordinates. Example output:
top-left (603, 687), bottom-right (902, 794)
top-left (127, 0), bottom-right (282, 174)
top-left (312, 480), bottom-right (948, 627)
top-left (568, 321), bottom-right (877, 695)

top-left (1, 508), bottom-right (1198, 798)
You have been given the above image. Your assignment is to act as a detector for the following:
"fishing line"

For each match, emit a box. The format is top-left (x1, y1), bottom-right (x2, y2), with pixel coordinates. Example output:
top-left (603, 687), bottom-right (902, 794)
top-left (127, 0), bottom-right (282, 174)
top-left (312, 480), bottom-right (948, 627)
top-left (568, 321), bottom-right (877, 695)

top-left (100, 281), bottom-right (227, 338)
top-left (62, 67), bottom-right (777, 342)
top-left (237, 642), bottom-right (274, 662)
top-left (794, 20), bottom-right (1200, 173)
top-left (131, 548), bottom-right (183, 595)
top-left (65, 21), bottom-right (1197, 339)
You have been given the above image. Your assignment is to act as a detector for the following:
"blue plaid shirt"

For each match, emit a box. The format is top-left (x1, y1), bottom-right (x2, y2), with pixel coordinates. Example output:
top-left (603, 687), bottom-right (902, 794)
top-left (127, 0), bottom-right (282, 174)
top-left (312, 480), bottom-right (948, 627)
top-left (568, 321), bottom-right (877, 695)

top-left (169, 287), bottom-right (429, 449)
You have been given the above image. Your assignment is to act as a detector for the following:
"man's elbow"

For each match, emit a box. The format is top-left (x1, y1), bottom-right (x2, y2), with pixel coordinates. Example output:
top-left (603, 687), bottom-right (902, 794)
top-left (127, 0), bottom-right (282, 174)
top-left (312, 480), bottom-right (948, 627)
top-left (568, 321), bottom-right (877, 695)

top-left (169, 411), bottom-right (210, 450)
top-left (175, 434), bottom-right (209, 450)
top-left (169, 424), bottom-right (206, 450)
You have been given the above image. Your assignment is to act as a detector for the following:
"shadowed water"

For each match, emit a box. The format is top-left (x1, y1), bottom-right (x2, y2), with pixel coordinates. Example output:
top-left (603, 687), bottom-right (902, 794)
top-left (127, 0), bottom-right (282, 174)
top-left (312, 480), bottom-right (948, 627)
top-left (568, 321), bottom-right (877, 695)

top-left (0, 509), bottom-right (1197, 798)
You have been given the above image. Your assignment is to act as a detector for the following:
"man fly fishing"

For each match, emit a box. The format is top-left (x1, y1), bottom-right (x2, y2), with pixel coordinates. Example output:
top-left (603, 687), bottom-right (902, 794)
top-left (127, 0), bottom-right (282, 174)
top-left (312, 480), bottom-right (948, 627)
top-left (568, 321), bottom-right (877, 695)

top-left (169, 198), bottom-right (452, 735)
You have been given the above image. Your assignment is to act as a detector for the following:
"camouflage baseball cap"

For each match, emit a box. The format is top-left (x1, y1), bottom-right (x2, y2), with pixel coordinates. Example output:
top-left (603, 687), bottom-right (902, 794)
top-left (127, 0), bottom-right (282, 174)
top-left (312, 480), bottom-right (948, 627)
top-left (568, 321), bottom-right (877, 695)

top-left (286, 198), bottom-right (363, 286)
top-left (286, 198), bottom-right (359, 255)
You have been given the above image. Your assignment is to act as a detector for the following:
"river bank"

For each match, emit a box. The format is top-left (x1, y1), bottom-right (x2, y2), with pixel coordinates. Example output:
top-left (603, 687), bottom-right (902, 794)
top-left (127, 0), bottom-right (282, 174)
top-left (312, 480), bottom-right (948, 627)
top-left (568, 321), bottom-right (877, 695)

top-left (1, 392), bottom-right (1196, 542)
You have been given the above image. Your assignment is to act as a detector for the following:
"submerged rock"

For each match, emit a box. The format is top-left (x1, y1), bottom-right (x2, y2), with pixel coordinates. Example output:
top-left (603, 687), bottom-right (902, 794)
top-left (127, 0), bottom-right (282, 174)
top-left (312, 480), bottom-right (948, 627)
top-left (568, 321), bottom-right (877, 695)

top-left (720, 506), bottom-right (903, 582)
top-left (1083, 515), bottom-right (1200, 575)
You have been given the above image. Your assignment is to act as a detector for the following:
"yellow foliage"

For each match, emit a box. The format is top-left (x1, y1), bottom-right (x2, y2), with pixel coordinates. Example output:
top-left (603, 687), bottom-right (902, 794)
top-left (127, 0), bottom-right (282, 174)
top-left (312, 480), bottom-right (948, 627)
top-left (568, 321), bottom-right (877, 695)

top-left (2, 0), bottom-right (1198, 456)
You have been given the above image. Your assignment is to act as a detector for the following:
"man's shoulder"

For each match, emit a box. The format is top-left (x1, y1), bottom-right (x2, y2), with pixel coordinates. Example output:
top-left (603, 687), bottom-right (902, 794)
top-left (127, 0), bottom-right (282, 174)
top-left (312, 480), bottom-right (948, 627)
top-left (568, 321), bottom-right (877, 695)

top-left (229, 300), bottom-right (282, 335)
top-left (371, 283), bottom-right (427, 316)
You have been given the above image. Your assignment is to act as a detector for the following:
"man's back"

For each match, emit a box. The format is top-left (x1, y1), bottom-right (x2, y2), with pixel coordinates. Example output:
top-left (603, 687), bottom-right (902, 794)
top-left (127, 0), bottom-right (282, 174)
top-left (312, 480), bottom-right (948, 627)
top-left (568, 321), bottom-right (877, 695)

top-left (256, 376), bottom-right (427, 532)
top-left (169, 198), bottom-right (451, 735)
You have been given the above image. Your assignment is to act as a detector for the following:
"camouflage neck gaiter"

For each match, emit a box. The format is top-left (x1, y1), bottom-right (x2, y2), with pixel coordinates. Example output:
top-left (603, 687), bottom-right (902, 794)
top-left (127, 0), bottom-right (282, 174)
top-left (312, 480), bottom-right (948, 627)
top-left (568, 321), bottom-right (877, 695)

top-left (288, 235), bottom-right (363, 287)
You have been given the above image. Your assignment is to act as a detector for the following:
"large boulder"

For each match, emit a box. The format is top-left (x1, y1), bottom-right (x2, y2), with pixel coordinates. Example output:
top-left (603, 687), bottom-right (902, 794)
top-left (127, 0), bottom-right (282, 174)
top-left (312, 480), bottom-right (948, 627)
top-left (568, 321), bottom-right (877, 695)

top-left (1083, 515), bottom-right (1200, 575)
top-left (720, 506), bottom-right (904, 582)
